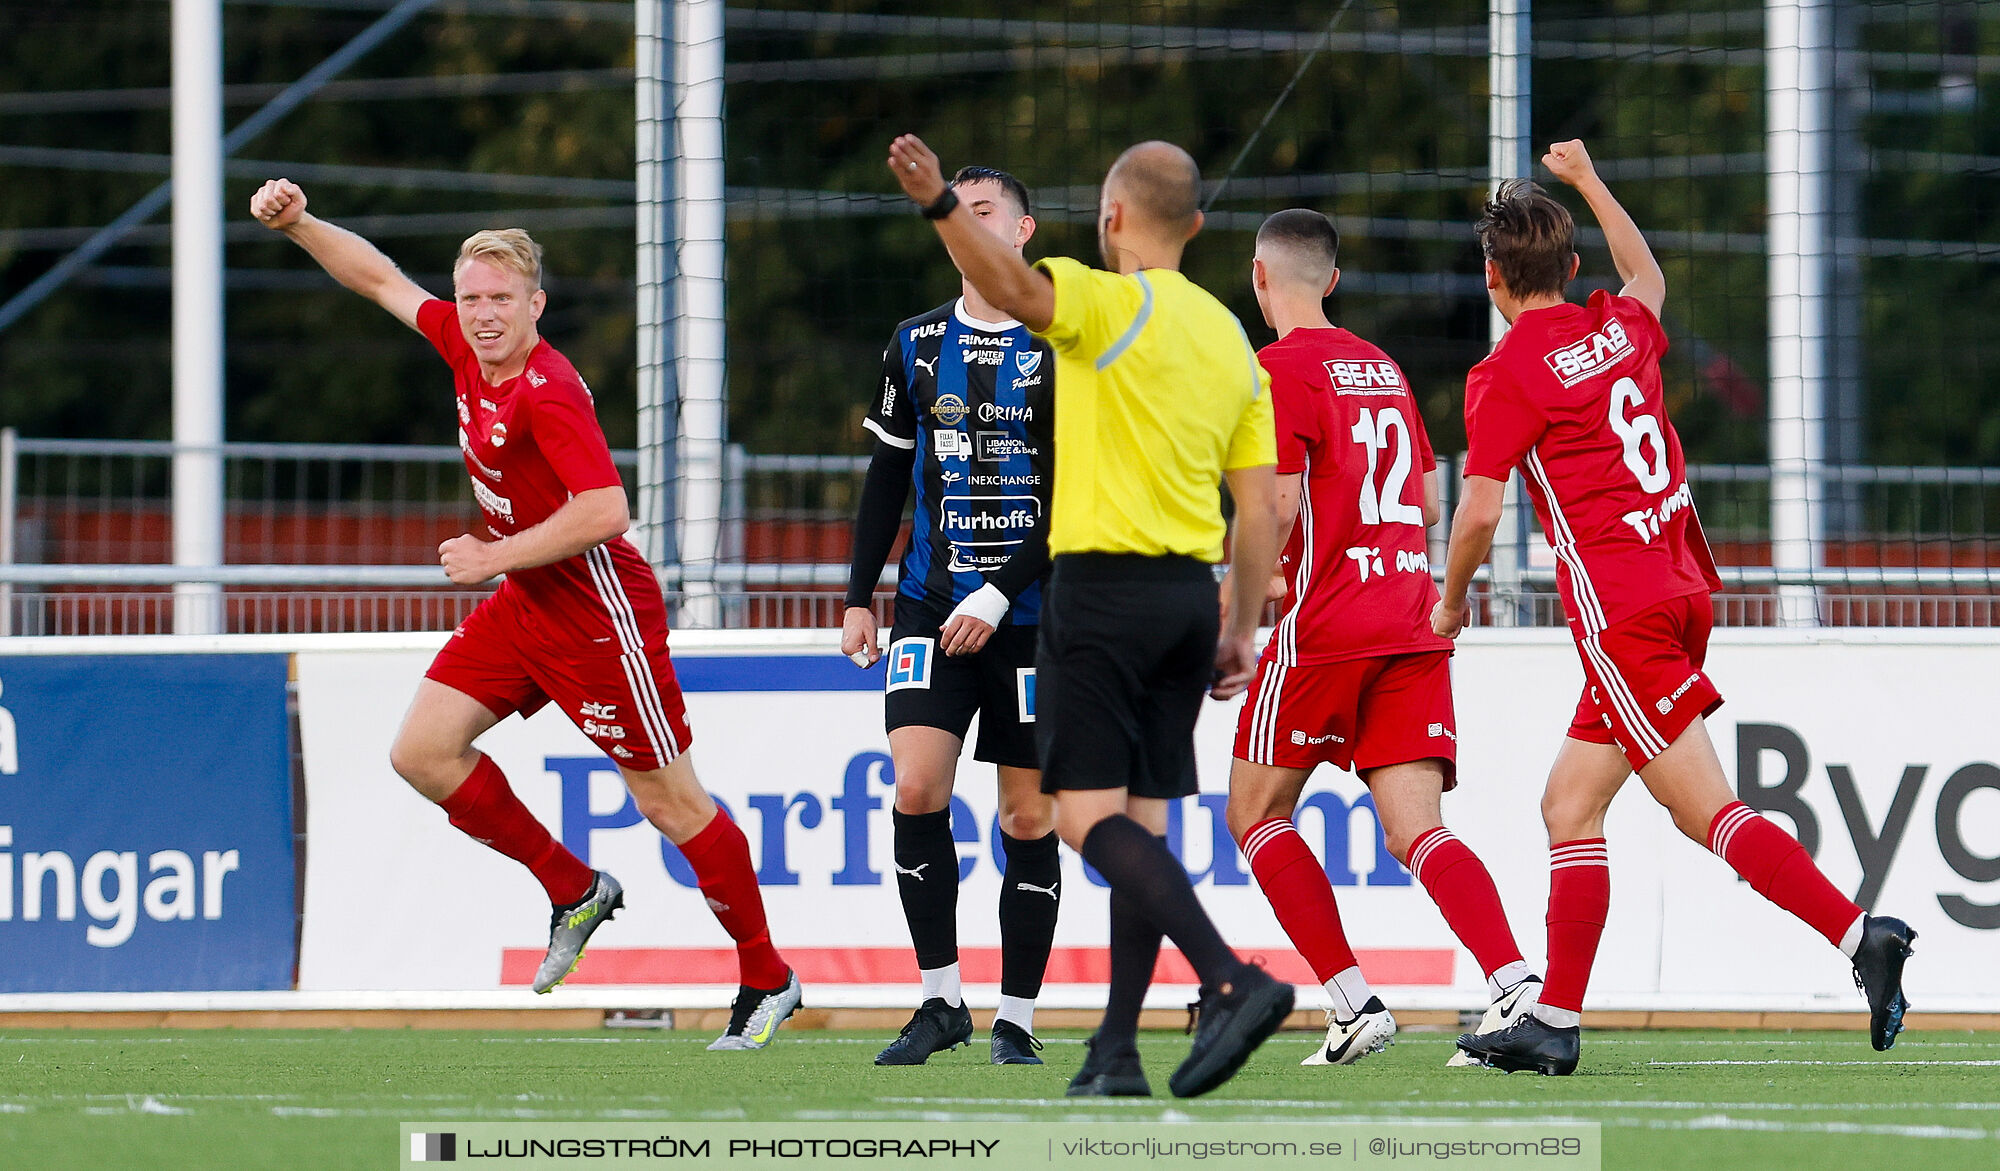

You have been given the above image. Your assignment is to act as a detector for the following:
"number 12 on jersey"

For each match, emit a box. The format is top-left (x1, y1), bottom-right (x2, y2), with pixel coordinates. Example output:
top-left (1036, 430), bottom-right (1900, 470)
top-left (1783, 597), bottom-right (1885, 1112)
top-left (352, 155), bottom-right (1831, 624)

top-left (1351, 407), bottom-right (1424, 526)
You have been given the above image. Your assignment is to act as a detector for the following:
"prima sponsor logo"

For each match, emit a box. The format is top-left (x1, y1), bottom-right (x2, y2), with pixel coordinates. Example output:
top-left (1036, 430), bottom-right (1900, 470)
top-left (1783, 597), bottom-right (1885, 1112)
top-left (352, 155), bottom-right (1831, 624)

top-left (908, 320), bottom-right (946, 341)
top-left (977, 401), bottom-right (1033, 423)
top-left (930, 393), bottom-right (969, 425)
top-left (1544, 319), bottom-right (1635, 387)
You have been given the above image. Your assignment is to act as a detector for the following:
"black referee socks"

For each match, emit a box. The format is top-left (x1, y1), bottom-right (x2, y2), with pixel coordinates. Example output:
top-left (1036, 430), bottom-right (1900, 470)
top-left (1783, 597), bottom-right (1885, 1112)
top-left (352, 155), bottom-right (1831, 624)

top-left (1098, 885), bottom-right (1162, 1052)
top-left (1082, 814), bottom-right (1239, 990)
top-left (997, 830), bottom-right (1062, 1001)
top-left (892, 808), bottom-right (961, 972)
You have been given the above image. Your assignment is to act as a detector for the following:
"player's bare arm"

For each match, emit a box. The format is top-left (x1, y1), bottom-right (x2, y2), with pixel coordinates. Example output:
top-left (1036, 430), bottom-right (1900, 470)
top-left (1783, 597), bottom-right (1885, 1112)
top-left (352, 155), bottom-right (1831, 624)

top-left (1214, 463), bottom-right (1283, 700)
top-left (1432, 474), bottom-right (1506, 638)
top-left (1541, 140), bottom-right (1665, 320)
top-left (1422, 469), bottom-right (1443, 528)
top-left (888, 135), bottom-right (1055, 332)
top-left (249, 179), bottom-right (430, 331)
top-left (437, 484), bottom-right (628, 586)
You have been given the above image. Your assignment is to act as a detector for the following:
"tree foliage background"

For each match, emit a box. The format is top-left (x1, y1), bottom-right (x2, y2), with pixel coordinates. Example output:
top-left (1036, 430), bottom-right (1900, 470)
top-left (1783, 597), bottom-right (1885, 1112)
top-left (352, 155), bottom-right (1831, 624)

top-left (2, 0), bottom-right (1995, 486)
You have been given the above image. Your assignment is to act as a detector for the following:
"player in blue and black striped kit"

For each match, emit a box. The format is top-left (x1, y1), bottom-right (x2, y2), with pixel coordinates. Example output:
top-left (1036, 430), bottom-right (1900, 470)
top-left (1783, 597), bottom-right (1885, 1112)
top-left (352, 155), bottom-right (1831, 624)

top-left (841, 166), bottom-right (1061, 1069)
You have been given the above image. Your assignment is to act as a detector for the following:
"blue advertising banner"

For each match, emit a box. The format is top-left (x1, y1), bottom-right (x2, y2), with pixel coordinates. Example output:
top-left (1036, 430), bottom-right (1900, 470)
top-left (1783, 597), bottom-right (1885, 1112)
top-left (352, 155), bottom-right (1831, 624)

top-left (0, 654), bottom-right (295, 991)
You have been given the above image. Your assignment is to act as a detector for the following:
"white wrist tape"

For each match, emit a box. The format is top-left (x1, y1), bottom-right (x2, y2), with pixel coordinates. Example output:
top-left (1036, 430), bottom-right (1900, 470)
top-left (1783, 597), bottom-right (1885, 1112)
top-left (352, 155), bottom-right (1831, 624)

top-left (946, 582), bottom-right (1010, 629)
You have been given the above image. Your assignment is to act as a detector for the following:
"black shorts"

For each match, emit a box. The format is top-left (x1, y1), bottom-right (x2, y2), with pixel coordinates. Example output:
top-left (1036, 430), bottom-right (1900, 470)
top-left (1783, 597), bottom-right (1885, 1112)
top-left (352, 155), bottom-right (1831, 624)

top-left (1036, 553), bottom-right (1218, 800)
top-left (883, 615), bottom-right (1040, 769)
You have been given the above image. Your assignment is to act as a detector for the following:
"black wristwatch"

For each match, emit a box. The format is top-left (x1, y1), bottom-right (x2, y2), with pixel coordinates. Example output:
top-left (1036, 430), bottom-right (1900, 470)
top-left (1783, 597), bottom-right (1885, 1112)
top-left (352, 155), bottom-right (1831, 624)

top-left (920, 187), bottom-right (959, 220)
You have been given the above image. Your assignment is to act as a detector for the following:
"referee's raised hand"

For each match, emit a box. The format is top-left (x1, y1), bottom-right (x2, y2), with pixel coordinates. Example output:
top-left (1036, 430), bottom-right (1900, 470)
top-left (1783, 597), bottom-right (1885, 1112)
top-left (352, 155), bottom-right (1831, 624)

top-left (887, 135), bottom-right (947, 205)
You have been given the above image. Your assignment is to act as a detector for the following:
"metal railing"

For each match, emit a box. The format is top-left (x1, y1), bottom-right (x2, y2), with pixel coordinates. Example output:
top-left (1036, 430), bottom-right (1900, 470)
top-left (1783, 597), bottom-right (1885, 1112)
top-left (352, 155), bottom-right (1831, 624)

top-left (2, 433), bottom-right (1996, 635)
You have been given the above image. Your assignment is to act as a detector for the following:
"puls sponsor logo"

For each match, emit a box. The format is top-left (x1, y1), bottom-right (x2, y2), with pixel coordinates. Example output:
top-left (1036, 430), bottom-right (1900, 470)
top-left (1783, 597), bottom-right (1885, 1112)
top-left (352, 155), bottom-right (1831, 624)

top-left (908, 320), bottom-right (946, 341)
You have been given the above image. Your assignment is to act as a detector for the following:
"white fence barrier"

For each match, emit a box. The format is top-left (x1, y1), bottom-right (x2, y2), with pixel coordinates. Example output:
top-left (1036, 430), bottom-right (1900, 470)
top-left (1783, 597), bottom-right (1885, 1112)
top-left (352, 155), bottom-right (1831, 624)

top-left (1, 628), bottom-right (1994, 1014)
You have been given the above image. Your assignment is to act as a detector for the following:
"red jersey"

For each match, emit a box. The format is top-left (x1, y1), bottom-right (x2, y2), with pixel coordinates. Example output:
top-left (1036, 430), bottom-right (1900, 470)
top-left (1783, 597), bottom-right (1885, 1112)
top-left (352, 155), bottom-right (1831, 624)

top-left (1258, 328), bottom-right (1450, 666)
top-left (1462, 291), bottom-right (1721, 638)
top-left (418, 299), bottom-right (665, 652)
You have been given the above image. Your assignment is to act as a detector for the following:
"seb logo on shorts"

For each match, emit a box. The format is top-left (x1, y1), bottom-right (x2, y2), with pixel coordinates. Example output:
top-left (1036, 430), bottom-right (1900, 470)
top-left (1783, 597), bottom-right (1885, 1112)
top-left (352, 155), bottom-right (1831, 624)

top-left (579, 700), bottom-right (625, 740)
top-left (1544, 319), bottom-right (1634, 387)
top-left (886, 637), bottom-right (933, 692)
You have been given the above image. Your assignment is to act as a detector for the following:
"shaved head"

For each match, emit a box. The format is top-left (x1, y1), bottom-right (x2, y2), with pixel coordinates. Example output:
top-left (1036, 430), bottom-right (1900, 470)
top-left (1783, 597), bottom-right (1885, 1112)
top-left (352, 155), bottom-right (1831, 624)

top-left (1255, 209), bottom-right (1339, 291)
top-left (1105, 141), bottom-right (1202, 236)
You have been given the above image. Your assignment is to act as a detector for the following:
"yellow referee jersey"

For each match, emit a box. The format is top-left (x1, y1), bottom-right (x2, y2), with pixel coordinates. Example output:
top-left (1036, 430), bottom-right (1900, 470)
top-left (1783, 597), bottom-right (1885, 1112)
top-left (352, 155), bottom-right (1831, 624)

top-left (1033, 256), bottom-right (1276, 562)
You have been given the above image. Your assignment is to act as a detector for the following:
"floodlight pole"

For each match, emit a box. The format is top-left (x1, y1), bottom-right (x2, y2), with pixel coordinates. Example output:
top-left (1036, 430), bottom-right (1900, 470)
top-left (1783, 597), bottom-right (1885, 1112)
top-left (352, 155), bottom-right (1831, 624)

top-left (1768, 0), bottom-right (1830, 626)
top-left (172, 0), bottom-right (225, 635)
top-left (1486, 0), bottom-right (1531, 627)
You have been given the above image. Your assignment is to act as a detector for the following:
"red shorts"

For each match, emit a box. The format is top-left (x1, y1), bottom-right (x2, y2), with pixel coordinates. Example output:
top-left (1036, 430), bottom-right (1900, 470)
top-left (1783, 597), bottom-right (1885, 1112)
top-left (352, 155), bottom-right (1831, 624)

top-left (1568, 592), bottom-right (1722, 771)
top-left (1233, 650), bottom-right (1457, 786)
top-left (426, 582), bottom-right (693, 771)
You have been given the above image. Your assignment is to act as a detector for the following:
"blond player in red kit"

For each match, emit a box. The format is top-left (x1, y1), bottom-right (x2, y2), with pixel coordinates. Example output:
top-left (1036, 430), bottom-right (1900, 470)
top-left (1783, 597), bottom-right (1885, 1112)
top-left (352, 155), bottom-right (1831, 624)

top-left (252, 179), bottom-right (801, 1050)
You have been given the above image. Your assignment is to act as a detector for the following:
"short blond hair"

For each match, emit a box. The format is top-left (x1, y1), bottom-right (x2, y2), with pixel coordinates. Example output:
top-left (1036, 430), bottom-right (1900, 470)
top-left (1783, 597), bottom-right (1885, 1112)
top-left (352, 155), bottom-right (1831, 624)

top-left (455, 228), bottom-right (543, 289)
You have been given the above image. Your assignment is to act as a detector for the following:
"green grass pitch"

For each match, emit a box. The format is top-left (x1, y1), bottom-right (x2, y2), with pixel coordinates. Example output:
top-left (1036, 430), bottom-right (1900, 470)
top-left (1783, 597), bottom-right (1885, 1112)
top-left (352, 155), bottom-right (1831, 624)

top-left (1, 1027), bottom-right (1994, 1170)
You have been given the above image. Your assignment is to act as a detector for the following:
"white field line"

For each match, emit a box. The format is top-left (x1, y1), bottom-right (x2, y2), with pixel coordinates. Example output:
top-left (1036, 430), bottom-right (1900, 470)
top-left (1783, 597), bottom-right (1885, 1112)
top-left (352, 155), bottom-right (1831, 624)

top-left (812, 1108), bottom-right (1997, 1139)
top-left (1650, 1059), bottom-right (2000, 1067)
top-left (877, 1095), bottom-right (2000, 1114)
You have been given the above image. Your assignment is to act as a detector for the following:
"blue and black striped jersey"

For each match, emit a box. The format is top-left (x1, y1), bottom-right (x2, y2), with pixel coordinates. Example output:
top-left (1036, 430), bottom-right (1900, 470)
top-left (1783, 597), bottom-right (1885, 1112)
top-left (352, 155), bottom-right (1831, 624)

top-left (864, 299), bottom-right (1055, 625)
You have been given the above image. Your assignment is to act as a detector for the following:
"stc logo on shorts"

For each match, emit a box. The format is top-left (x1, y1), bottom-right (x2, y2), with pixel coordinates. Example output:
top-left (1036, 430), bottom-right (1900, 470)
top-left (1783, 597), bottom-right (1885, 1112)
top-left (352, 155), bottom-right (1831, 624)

top-left (930, 394), bottom-right (969, 426)
top-left (885, 637), bottom-right (933, 692)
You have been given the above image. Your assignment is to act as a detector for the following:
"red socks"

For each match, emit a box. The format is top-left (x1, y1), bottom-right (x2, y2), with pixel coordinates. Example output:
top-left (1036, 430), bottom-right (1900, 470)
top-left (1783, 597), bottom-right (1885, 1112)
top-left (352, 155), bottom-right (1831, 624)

top-left (1406, 827), bottom-right (1526, 981)
top-left (1709, 802), bottom-right (1864, 949)
top-left (680, 810), bottom-right (790, 989)
top-left (1541, 838), bottom-right (1610, 1016)
top-left (440, 755), bottom-right (595, 907)
top-left (1240, 818), bottom-right (1358, 984)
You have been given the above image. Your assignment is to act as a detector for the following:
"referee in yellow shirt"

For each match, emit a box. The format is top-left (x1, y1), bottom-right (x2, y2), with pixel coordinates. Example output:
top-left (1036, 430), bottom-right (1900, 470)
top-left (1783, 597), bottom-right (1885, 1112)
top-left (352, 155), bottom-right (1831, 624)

top-left (889, 134), bottom-right (1291, 1099)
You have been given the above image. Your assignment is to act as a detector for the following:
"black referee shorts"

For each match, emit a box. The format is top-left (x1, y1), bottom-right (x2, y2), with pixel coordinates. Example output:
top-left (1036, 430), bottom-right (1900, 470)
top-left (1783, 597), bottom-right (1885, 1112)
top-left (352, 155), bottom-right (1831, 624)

top-left (1035, 552), bottom-right (1219, 799)
top-left (883, 613), bottom-right (1040, 769)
